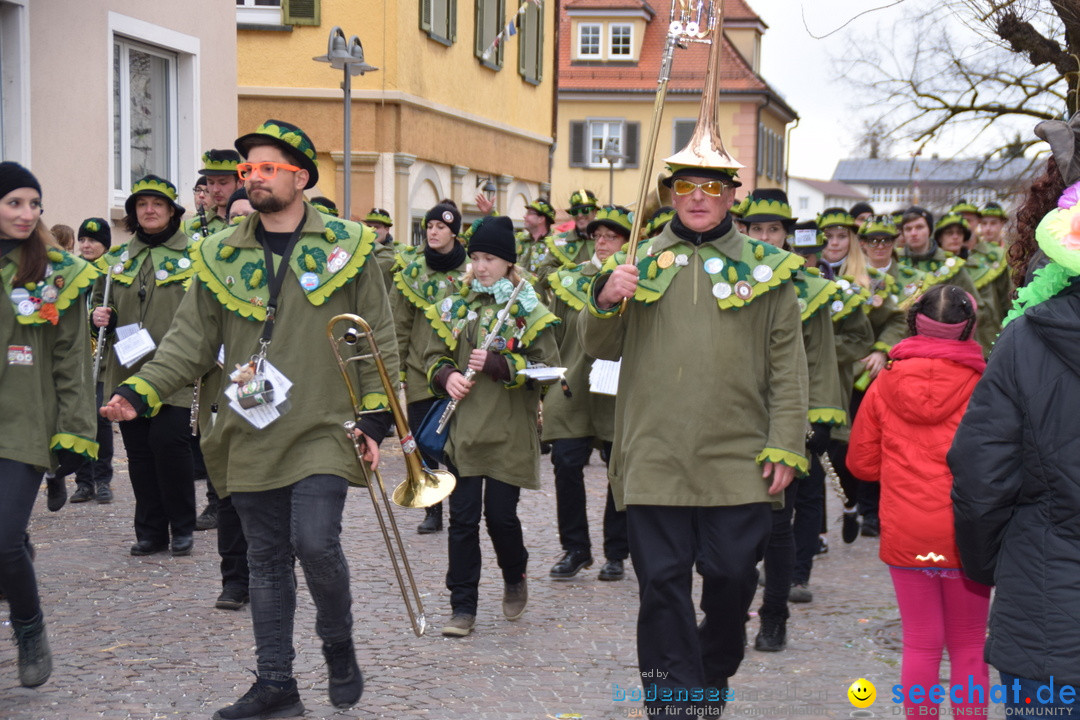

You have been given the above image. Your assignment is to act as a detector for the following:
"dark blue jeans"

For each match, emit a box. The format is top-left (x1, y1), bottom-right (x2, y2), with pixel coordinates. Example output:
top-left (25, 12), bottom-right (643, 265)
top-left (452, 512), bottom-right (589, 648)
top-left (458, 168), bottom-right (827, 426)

top-left (0, 458), bottom-right (42, 622)
top-left (231, 474), bottom-right (352, 682)
top-left (998, 672), bottom-right (1079, 712)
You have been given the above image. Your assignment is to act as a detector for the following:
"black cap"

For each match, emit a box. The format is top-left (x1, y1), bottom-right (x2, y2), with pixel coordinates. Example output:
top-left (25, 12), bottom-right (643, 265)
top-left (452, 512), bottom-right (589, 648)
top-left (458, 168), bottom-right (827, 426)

top-left (78, 217), bottom-right (111, 250)
top-left (849, 201), bottom-right (874, 218)
top-left (899, 206), bottom-right (934, 231)
top-left (467, 215), bottom-right (516, 263)
top-left (0, 162), bottom-right (41, 202)
top-left (424, 202), bottom-right (462, 236)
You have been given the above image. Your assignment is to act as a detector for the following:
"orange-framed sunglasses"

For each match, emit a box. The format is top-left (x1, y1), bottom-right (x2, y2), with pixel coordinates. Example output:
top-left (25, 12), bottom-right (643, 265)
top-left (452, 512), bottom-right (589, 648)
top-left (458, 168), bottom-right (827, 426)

top-left (236, 161), bottom-right (301, 180)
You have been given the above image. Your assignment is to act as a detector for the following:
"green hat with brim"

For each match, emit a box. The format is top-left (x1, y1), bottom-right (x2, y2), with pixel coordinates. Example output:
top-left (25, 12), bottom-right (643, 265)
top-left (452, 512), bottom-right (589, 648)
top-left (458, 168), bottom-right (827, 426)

top-left (644, 206), bottom-right (675, 235)
top-left (586, 205), bottom-right (633, 238)
top-left (235, 119), bottom-right (319, 189)
top-left (790, 220), bottom-right (824, 255)
top-left (740, 188), bottom-right (794, 229)
top-left (198, 149), bottom-right (242, 177)
top-left (526, 198), bottom-right (556, 223)
top-left (949, 200), bottom-right (979, 216)
top-left (817, 207), bottom-right (857, 230)
top-left (568, 188), bottom-right (598, 213)
top-left (980, 202), bottom-right (1008, 219)
top-left (933, 213), bottom-right (972, 244)
top-left (364, 208), bottom-right (393, 226)
top-left (858, 216), bottom-right (899, 238)
top-left (124, 175), bottom-right (186, 218)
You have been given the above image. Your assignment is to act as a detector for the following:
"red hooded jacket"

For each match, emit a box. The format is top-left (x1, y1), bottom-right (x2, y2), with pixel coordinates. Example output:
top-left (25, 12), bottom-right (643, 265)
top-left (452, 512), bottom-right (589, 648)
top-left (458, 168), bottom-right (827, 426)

top-left (847, 336), bottom-right (985, 569)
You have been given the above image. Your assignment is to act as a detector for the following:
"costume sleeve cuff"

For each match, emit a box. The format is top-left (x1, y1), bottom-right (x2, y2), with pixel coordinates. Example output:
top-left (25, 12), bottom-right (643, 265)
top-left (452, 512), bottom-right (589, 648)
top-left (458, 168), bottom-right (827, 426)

top-left (427, 357), bottom-right (457, 397)
top-left (587, 273), bottom-right (621, 318)
top-left (807, 408), bottom-right (847, 426)
top-left (503, 352), bottom-right (527, 389)
top-left (756, 447), bottom-right (809, 475)
top-left (119, 376), bottom-right (163, 417)
top-left (872, 341), bottom-right (892, 353)
top-left (50, 433), bottom-right (99, 461)
top-left (354, 413), bottom-right (392, 445)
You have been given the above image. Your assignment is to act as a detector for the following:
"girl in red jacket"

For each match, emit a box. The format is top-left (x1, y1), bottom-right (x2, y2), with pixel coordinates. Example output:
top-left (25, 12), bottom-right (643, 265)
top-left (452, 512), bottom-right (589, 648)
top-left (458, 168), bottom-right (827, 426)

top-left (847, 283), bottom-right (991, 714)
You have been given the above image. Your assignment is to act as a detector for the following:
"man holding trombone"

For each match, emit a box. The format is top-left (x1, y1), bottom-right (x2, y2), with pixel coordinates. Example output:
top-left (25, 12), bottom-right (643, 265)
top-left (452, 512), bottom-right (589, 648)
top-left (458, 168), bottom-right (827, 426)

top-left (100, 120), bottom-right (398, 720)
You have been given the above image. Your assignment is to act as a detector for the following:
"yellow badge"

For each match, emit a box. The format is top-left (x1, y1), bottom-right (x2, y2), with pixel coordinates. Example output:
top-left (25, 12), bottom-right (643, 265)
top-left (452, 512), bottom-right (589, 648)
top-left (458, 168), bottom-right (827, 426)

top-left (657, 250), bottom-right (675, 269)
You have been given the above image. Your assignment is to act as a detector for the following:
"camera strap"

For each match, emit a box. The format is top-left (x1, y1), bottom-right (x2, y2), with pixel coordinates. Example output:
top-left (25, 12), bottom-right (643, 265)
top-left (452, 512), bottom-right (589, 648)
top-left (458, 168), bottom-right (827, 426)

top-left (257, 216), bottom-right (306, 348)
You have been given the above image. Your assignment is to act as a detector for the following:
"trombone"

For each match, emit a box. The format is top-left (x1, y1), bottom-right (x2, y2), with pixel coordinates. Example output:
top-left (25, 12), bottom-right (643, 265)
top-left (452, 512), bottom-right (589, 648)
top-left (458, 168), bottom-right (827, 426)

top-left (327, 313), bottom-right (457, 637)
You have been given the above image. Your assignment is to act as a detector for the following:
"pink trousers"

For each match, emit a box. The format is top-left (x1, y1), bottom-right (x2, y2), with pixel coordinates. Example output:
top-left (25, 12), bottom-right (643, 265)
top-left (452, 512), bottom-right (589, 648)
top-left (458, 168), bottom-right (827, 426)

top-left (889, 566), bottom-right (991, 712)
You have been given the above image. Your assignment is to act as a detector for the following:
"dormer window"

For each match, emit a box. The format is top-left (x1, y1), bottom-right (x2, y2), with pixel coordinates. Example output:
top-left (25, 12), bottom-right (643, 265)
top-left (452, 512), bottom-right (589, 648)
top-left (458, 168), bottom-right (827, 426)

top-left (579, 23), bottom-right (601, 57)
top-left (609, 24), bottom-right (632, 57)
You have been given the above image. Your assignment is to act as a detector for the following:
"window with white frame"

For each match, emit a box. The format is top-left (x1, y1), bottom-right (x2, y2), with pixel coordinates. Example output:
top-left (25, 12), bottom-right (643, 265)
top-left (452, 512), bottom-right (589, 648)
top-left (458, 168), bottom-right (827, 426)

top-left (0, 0), bottom-right (29, 163)
top-left (578, 23), bottom-right (601, 57)
top-left (609, 23), bottom-right (632, 57)
top-left (236, 0), bottom-right (281, 26)
top-left (589, 121), bottom-right (623, 168)
top-left (114, 38), bottom-right (177, 194)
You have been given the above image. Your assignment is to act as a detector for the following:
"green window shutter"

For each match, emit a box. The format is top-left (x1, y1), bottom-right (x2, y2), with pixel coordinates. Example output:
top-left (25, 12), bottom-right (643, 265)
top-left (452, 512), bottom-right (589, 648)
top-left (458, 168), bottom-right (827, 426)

top-left (475, 0), bottom-right (504, 69)
top-left (569, 121), bottom-right (587, 167)
top-left (448, 0), bottom-right (457, 42)
top-left (283, 0), bottom-right (320, 26)
top-left (624, 122), bottom-right (640, 169)
top-left (420, 0), bottom-right (432, 32)
top-left (518, 2), bottom-right (543, 84)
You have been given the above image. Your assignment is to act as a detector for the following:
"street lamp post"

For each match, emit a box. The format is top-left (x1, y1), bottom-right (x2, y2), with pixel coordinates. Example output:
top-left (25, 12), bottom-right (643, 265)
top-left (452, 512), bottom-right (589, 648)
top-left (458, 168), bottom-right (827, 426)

top-left (600, 139), bottom-right (624, 205)
top-left (314, 27), bottom-right (378, 220)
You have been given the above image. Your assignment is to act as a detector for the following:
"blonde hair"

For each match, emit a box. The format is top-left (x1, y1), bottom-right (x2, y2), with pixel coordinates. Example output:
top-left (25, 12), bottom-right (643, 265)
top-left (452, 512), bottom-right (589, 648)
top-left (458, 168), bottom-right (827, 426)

top-left (833, 227), bottom-right (870, 287)
top-left (462, 263), bottom-right (524, 287)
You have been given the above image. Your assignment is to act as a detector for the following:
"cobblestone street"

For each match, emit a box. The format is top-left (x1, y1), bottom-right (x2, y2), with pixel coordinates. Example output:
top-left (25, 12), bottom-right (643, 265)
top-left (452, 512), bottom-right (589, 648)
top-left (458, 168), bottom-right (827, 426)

top-left (0, 432), bottom-right (1000, 720)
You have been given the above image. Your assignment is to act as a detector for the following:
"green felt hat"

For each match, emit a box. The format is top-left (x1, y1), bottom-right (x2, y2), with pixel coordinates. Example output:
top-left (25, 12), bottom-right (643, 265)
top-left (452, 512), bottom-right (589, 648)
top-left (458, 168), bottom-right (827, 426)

top-left (526, 198), bottom-right (556, 223)
top-left (949, 199), bottom-right (979, 216)
top-left (817, 207), bottom-right (857, 230)
top-left (934, 213), bottom-right (972, 243)
top-left (741, 188), bottom-right (794, 229)
top-left (980, 202), bottom-right (1008, 219)
top-left (644, 206), bottom-right (675, 236)
top-left (198, 149), bottom-right (242, 177)
top-left (568, 188), bottom-right (598, 213)
top-left (124, 175), bottom-right (185, 217)
top-left (586, 205), bottom-right (633, 238)
top-left (858, 215), bottom-right (899, 238)
top-left (364, 208), bottom-right (393, 226)
top-left (235, 119), bottom-right (319, 189)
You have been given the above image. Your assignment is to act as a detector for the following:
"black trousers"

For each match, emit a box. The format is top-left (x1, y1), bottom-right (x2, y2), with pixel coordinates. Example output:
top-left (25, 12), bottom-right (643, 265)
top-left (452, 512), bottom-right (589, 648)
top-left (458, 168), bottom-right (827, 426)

top-left (629, 503), bottom-right (771, 717)
top-left (217, 493), bottom-right (249, 591)
top-left (551, 437), bottom-right (627, 561)
top-left (118, 404), bottom-right (196, 543)
top-left (74, 382), bottom-right (114, 490)
top-left (445, 462), bottom-right (528, 616)
top-left (792, 456), bottom-right (825, 585)
top-left (759, 481), bottom-right (797, 620)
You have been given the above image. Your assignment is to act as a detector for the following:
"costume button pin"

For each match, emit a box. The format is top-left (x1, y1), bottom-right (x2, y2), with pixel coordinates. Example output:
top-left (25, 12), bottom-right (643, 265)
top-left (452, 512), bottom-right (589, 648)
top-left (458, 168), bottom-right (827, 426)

top-left (300, 272), bottom-right (320, 291)
top-left (10, 288), bottom-right (29, 303)
top-left (113, 263), bottom-right (124, 274)
top-left (752, 264), bottom-right (773, 283)
top-left (657, 250), bottom-right (675, 269)
top-left (120, 251), bottom-right (129, 261)
top-left (712, 282), bottom-right (732, 300)
top-left (945, 257), bottom-right (956, 267)
top-left (467, 311), bottom-right (478, 321)
top-left (441, 298), bottom-right (453, 312)
top-left (871, 295), bottom-right (884, 308)
top-left (734, 281), bottom-right (753, 300)
top-left (562, 276), bottom-right (574, 287)
top-left (837, 278), bottom-right (851, 290)
top-left (675, 253), bottom-right (689, 266)
top-left (178, 258), bottom-right (191, 269)
top-left (41, 286), bottom-right (58, 303)
top-left (704, 257), bottom-right (724, 275)
top-left (155, 270), bottom-right (169, 281)
top-left (832, 300), bottom-right (845, 313)
top-left (18, 300), bottom-right (35, 315)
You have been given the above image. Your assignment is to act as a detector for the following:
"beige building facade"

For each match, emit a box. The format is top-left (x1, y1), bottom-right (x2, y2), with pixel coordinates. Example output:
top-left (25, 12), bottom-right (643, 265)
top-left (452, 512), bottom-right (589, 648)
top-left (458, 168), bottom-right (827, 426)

top-left (1, 0), bottom-right (237, 230)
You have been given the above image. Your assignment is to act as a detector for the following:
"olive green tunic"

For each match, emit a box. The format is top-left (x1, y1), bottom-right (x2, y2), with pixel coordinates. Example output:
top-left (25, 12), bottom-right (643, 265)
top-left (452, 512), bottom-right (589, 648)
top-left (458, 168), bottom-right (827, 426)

top-left (793, 271), bottom-right (845, 427)
top-left (96, 229), bottom-right (196, 408)
top-left (826, 276), bottom-right (875, 443)
top-left (515, 229), bottom-right (552, 277)
top-left (580, 223), bottom-right (809, 509)
top-left (391, 253), bottom-right (467, 404)
top-left (534, 228), bottom-right (594, 296)
top-left (119, 205), bottom-right (398, 494)
top-left (542, 261), bottom-right (616, 442)
top-left (0, 245), bottom-right (100, 468)
top-left (184, 211), bottom-right (228, 242)
top-left (423, 288), bottom-right (561, 489)
top-left (967, 241), bottom-right (1012, 352)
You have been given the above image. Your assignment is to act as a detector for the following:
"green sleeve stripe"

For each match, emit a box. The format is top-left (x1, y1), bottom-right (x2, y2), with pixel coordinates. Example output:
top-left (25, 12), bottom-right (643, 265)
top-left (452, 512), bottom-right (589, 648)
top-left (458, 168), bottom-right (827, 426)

top-left (808, 407), bottom-right (847, 426)
top-left (50, 433), bottom-right (99, 460)
top-left (361, 393), bottom-right (389, 412)
top-left (504, 352), bottom-right (527, 390)
top-left (756, 447), bottom-right (809, 475)
top-left (426, 356), bottom-right (456, 397)
top-left (121, 376), bottom-right (164, 417)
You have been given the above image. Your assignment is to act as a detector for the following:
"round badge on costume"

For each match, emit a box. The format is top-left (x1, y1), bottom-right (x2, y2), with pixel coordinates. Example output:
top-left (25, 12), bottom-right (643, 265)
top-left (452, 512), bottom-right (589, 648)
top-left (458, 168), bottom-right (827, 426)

top-left (712, 282), bottom-right (732, 300)
top-left (226, 275), bottom-right (236, 287)
top-left (17, 300), bottom-right (35, 316)
top-left (734, 281), bottom-right (753, 300)
top-left (467, 311), bottom-right (478, 321)
top-left (675, 253), bottom-right (689, 266)
top-left (300, 272), bottom-right (320, 291)
top-left (112, 263), bottom-right (124, 275)
top-left (871, 295), bottom-right (883, 308)
top-left (704, 257), bottom-right (724, 275)
top-left (441, 298), bottom-right (453, 313)
top-left (837, 278), bottom-right (851, 291)
top-left (155, 270), bottom-right (169, 281)
top-left (120, 251), bottom-right (129, 262)
top-left (945, 257), bottom-right (956, 267)
top-left (41, 286), bottom-right (58, 303)
top-left (10, 288), bottom-right (30, 304)
top-left (752, 264), bottom-right (773, 283)
top-left (178, 258), bottom-right (191, 269)
top-left (831, 300), bottom-right (845, 313)
top-left (657, 250), bottom-right (675, 269)
top-left (44, 265), bottom-right (53, 278)
top-left (442, 211), bottom-right (454, 223)
top-left (797, 298), bottom-right (807, 313)
top-left (491, 336), bottom-right (507, 351)
top-left (562, 276), bottom-right (574, 288)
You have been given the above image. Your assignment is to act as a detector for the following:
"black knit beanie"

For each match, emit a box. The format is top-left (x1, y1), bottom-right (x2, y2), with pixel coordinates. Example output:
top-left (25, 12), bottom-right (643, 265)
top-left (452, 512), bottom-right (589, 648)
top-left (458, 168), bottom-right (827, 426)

top-left (424, 202), bottom-right (462, 236)
top-left (467, 215), bottom-right (516, 263)
top-left (0, 162), bottom-right (42, 202)
top-left (78, 218), bottom-right (112, 250)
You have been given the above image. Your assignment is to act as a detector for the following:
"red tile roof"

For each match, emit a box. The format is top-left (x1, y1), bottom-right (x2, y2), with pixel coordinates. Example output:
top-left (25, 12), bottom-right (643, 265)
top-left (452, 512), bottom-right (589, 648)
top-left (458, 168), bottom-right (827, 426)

top-left (564, 0), bottom-right (656, 12)
top-left (560, 3), bottom-right (767, 94)
top-left (724, 0), bottom-right (761, 21)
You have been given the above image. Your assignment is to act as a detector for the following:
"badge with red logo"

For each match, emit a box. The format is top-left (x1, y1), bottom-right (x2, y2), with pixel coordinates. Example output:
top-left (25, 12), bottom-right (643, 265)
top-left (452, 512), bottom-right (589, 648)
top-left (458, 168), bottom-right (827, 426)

top-left (7, 345), bottom-right (33, 366)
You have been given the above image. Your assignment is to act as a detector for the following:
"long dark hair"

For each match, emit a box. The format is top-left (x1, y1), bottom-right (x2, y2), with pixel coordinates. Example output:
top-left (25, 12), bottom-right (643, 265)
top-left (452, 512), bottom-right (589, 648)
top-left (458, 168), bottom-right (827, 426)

top-left (907, 284), bottom-right (977, 341)
top-left (12, 222), bottom-right (59, 287)
top-left (1009, 156), bottom-right (1065, 288)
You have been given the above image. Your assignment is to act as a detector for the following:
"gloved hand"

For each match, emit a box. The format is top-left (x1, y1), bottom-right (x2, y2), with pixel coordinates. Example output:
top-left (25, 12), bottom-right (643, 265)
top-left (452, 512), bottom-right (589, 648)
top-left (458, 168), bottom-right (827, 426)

top-left (55, 449), bottom-right (85, 478)
top-left (806, 423), bottom-right (831, 456)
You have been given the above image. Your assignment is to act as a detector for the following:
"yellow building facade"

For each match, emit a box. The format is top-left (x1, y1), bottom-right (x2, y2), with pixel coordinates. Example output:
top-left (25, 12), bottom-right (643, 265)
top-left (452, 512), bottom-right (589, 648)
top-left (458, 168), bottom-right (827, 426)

top-left (553, 0), bottom-right (795, 215)
top-left (237, 0), bottom-right (555, 240)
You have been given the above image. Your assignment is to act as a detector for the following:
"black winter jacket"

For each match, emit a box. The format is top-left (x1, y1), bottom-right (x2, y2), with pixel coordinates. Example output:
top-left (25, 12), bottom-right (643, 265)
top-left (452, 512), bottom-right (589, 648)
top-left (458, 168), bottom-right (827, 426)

top-left (949, 281), bottom-right (1080, 684)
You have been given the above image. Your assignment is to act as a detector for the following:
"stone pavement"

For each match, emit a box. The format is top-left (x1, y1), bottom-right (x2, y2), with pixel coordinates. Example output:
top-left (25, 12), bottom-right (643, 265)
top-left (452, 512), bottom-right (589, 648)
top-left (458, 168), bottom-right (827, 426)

top-left (1, 431), bottom-right (1002, 720)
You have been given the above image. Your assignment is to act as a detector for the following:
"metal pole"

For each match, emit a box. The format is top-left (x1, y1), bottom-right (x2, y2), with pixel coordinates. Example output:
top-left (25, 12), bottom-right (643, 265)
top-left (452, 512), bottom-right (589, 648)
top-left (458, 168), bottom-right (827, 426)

top-left (343, 68), bottom-right (352, 220)
top-left (608, 158), bottom-right (615, 205)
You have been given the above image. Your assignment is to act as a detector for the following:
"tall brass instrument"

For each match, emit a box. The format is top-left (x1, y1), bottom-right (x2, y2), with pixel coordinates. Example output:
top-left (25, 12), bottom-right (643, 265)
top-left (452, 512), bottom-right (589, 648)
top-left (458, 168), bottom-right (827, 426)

top-left (327, 314), bottom-right (456, 637)
top-left (621, 0), bottom-right (742, 312)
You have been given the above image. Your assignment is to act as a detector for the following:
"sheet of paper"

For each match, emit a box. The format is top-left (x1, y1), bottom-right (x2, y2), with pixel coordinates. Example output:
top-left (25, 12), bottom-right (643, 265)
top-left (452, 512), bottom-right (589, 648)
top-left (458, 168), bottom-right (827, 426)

top-left (588, 359), bottom-right (621, 396)
top-left (224, 360), bottom-right (292, 429)
top-left (115, 323), bottom-right (141, 342)
top-left (516, 366), bottom-right (568, 383)
top-left (114, 328), bottom-right (156, 367)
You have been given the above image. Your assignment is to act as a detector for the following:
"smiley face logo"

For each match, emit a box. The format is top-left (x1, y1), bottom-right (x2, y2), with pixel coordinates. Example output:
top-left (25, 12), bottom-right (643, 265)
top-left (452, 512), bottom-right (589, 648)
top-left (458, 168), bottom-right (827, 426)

top-left (848, 678), bottom-right (876, 708)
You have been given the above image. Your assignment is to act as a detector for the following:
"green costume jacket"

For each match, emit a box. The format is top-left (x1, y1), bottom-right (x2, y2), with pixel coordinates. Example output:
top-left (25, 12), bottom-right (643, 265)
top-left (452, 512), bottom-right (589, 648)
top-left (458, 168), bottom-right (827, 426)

top-left (515, 229), bottom-right (552, 277)
top-left (580, 223), bottom-right (809, 509)
top-left (865, 267), bottom-right (909, 353)
top-left (793, 270), bottom-right (845, 427)
top-left (1, 245), bottom-right (100, 468)
top-left (535, 228), bottom-right (594, 295)
top-left (542, 260), bottom-right (616, 442)
top-left (118, 204), bottom-right (399, 494)
top-left (966, 241), bottom-right (1012, 353)
top-left (391, 252), bottom-right (467, 405)
top-left (96, 229), bottom-right (196, 407)
top-left (423, 286), bottom-right (561, 489)
top-left (184, 211), bottom-right (228, 242)
top-left (881, 260), bottom-right (931, 308)
top-left (825, 274), bottom-right (875, 442)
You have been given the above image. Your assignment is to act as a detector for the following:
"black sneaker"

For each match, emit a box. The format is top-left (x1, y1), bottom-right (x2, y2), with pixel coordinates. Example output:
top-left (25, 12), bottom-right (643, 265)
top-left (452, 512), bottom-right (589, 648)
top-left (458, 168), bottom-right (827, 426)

top-left (196, 503), bottom-right (218, 531)
top-left (322, 638), bottom-right (364, 708)
top-left (754, 616), bottom-right (787, 652)
top-left (70, 485), bottom-right (95, 504)
top-left (45, 474), bottom-right (66, 512)
top-left (12, 614), bottom-right (51, 688)
top-left (95, 484), bottom-right (114, 504)
top-left (215, 586), bottom-right (250, 611)
top-left (212, 678), bottom-right (305, 720)
top-left (860, 515), bottom-right (880, 538)
top-left (549, 550), bottom-right (593, 579)
top-left (842, 508), bottom-right (860, 544)
top-left (417, 503), bottom-right (443, 534)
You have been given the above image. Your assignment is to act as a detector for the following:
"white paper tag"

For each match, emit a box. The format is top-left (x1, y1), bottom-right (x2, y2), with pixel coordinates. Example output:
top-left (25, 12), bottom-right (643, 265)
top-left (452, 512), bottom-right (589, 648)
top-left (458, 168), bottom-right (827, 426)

top-left (114, 328), bottom-right (156, 367)
top-left (115, 323), bottom-right (141, 342)
top-left (224, 360), bottom-right (293, 429)
top-left (588, 359), bottom-right (621, 396)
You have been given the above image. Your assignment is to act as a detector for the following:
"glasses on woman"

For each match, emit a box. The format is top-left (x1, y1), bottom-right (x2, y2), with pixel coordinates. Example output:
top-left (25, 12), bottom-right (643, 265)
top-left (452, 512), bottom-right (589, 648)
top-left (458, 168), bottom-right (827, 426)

top-left (236, 162), bottom-right (301, 180)
top-left (671, 179), bottom-right (728, 197)
top-left (592, 231), bottom-right (624, 242)
top-left (860, 237), bottom-right (896, 247)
